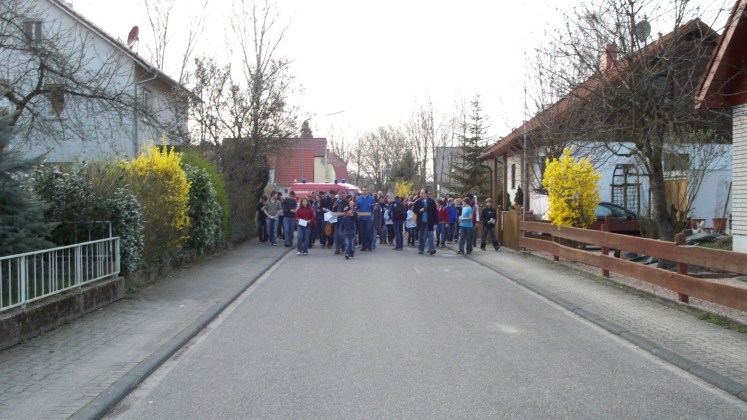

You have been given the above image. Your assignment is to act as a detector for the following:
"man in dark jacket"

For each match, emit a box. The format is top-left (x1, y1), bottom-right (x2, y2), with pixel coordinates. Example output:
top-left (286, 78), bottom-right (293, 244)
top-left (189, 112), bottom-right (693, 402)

top-left (412, 188), bottom-right (439, 255)
top-left (281, 191), bottom-right (298, 247)
top-left (480, 199), bottom-right (500, 250)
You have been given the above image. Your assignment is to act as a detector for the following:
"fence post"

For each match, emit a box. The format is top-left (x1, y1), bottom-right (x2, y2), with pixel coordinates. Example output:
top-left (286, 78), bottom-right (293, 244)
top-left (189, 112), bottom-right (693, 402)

top-left (75, 244), bottom-right (83, 289)
top-left (675, 233), bottom-right (689, 303)
top-left (601, 219), bottom-right (610, 277)
top-left (19, 256), bottom-right (26, 308)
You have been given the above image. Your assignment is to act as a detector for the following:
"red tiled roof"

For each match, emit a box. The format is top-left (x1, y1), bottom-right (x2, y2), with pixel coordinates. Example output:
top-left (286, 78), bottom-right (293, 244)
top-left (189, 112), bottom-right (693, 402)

top-left (483, 19), bottom-right (716, 158)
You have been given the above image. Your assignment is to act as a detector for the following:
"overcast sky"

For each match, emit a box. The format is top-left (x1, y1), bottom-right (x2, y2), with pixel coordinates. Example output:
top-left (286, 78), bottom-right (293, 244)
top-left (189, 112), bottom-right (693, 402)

top-left (71, 0), bottom-right (731, 142)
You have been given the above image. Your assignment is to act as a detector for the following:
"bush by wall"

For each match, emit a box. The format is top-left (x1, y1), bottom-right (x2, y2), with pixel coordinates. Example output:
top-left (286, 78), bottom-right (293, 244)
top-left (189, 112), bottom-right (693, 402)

top-left (33, 163), bottom-right (144, 273)
top-left (180, 147), bottom-right (229, 239)
top-left (124, 144), bottom-right (190, 264)
top-left (183, 164), bottom-right (222, 254)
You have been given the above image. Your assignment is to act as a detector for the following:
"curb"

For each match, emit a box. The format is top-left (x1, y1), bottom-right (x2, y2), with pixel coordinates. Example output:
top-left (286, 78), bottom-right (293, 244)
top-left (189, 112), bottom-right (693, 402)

top-left (464, 247), bottom-right (747, 403)
top-left (70, 247), bottom-right (292, 420)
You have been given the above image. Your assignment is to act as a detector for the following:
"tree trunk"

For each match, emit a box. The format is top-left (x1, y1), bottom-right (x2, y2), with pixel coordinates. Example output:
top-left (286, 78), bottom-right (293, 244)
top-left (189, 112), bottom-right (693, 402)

top-left (648, 156), bottom-right (675, 241)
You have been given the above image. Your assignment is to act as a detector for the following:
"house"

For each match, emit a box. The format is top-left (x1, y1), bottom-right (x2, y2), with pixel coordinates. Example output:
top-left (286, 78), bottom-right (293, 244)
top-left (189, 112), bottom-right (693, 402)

top-left (0, 0), bottom-right (188, 163)
top-left (268, 137), bottom-right (350, 195)
top-left (481, 19), bottom-right (731, 227)
top-left (434, 146), bottom-right (461, 196)
top-left (696, 0), bottom-right (747, 251)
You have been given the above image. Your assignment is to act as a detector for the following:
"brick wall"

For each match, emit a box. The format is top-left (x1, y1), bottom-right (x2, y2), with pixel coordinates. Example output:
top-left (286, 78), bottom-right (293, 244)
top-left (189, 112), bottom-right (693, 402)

top-left (734, 103), bottom-right (747, 252)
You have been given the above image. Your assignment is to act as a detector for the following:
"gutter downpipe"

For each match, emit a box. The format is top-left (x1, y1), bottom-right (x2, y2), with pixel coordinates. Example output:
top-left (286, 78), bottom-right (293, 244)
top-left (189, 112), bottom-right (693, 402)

top-left (133, 67), bottom-right (159, 155)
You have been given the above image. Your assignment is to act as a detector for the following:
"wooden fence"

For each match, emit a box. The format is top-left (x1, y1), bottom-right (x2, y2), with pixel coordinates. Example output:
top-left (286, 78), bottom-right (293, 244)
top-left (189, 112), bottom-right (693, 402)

top-left (518, 220), bottom-right (747, 312)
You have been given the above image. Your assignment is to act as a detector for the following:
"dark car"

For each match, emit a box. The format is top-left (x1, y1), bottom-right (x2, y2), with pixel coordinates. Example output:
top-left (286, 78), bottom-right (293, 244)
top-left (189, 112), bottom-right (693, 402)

top-left (595, 202), bottom-right (639, 221)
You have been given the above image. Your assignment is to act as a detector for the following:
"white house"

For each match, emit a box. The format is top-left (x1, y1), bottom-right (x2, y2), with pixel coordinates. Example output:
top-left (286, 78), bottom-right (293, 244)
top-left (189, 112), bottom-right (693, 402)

top-left (0, 0), bottom-right (188, 163)
top-left (696, 0), bottom-right (747, 251)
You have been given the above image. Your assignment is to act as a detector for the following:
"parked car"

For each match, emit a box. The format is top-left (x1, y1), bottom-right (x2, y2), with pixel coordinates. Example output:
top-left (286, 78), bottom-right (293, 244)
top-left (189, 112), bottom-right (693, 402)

top-left (595, 202), bottom-right (639, 221)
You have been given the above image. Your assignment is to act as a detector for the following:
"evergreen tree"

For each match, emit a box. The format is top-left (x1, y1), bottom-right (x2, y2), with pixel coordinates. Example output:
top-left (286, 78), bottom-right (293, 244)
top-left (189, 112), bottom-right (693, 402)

top-left (389, 149), bottom-right (419, 183)
top-left (0, 112), bottom-right (56, 255)
top-left (451, 95), bottom-right (490, 198)
top-left (300, 120), bottom-right (314, 138)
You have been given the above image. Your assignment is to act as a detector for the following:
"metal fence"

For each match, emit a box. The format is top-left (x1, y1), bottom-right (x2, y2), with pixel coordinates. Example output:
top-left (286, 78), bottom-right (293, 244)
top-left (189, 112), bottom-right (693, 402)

top-left (0, 238), bottom-right (120, 312)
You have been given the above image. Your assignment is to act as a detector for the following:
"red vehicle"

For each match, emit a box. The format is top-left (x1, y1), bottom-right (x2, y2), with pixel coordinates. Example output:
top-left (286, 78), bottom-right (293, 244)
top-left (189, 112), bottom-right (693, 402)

top-left (288, 182), bottom-right (361, 200)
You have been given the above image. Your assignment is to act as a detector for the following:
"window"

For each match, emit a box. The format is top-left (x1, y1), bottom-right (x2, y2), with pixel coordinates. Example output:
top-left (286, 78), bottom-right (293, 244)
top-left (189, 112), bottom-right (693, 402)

top-left (24, 21), bottom-right (42, 43)
top-left (47, 84), bottom-right (65, 115)
top-left (140, 87), bottom-right (152, 112)
top-left (653, 73), bottom-right (674, 100)
top-left (511, 163), bottom-right (516, 189)
top-left (664, 153), bottom-right (689, 172)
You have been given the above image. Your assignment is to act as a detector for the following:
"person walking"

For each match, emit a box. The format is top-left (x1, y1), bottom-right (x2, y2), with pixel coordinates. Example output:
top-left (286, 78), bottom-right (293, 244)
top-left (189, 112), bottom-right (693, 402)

top-left (332, 190), bottom-right (349, 255)
top-left (389, 196), bottom-right (406, 250)
top-left (405, 203), bottom-right (417, 247)
top-left (338, 199), bottom-right (357, 259)
top-left (295, 198), bottom-right (315, 255)
top-left (480, 198), bottom-right (500, 250)
top-left (446, 198), bottom-right (458, 243)
top-left (281, 191), bottom-right (298, 247)
top-left (255, 195), bottom-right (268, 243)
top-left (413, 188), bottom-right (438, 255)
top-left (436, 199), bottom-right (448, 248)
top-left (320, 189), bottom-right (336, 249)
top-left (457, 197), bottom-right (474, 255)
top-left (263, 191), bottom-right (282, 246)
top-left (373, 195), bottom-right (387, 246)
top-left (384, 195), bottom-right (394, 245)
top-left (355, 186), bottom-right (376, 251)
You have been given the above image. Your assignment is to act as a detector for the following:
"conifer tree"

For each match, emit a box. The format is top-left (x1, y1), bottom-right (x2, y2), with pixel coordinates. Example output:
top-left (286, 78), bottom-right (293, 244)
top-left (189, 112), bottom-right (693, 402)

top-left (0, 112), bottom-right (56, 255)
top-left (450, 95), bottom-right (490, 198)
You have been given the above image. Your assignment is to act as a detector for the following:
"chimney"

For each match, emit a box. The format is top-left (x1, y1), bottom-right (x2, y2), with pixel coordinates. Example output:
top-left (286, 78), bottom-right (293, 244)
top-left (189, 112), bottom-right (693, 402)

top-left (601, 43), bottom-right (617, 70)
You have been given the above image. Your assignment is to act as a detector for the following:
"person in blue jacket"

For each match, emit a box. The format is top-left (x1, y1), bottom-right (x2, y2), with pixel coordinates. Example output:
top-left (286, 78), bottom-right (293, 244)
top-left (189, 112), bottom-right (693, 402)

top-left (355, 186), bottom-right (376, 251)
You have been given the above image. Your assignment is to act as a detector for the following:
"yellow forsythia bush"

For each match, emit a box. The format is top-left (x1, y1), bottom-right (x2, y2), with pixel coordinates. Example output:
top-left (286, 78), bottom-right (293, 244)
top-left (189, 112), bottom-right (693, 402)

top-left (395, 179), bottom-right (414, 199)
top-left (543, 148), bottom-right (601, 228)
top-left (125, 141), bottom-right (191, 263)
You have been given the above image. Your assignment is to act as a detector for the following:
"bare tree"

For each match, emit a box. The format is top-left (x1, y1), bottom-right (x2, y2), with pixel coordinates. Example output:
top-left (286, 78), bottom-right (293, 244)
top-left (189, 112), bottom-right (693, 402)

top-left (358, 125), bottom-right (406, 192)
top-left (188, 0), bottom-right (297, 235)
top-left (539, 0), bottom-right (730, 241)
top-left (0, 0), bottom-right (137, 149)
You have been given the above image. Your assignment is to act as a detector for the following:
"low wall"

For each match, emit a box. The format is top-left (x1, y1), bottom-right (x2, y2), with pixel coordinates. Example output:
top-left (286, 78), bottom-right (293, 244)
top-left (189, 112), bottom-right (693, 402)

top-left (0, 277), bottom-right (124, 351)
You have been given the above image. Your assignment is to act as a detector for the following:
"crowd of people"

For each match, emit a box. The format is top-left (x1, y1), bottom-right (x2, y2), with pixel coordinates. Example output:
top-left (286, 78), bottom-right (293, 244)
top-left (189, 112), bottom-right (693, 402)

top-left (255, 186), bottom-right (501, 259)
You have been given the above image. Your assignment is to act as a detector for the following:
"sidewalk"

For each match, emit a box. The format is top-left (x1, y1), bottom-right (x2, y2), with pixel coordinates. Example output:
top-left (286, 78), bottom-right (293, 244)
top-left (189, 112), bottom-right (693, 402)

top-left (0, 241), bottom-right (290, 419)
top-left (457, 243), bottom-right (747, 402)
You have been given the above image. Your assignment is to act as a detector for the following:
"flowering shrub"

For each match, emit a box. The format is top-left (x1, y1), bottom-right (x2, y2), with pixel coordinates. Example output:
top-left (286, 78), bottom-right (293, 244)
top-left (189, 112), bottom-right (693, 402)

top-left (543, 148), bottom-right (601, 228)
top-left (395, 179), bottom-right (413, 199)
top-left (124, 143), bottom-right (190, 263)
top-left (183, 164), bottom-right (222, 253)
top-left (33, 163), bottom-right (144, 273)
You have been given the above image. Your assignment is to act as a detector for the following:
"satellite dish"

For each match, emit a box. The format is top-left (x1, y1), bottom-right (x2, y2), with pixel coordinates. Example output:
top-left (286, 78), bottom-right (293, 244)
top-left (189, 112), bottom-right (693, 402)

top-left (635, 19), bottom-right (651, 43)
top-left (127, 26), bottom-right (139, 47)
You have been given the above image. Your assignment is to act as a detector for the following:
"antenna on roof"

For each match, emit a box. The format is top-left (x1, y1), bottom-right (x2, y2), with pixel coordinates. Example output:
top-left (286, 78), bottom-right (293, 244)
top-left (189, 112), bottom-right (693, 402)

top-left (127, 26), bottom-right (139, 49)
top-left (635, 18), bottom-right (651, 43)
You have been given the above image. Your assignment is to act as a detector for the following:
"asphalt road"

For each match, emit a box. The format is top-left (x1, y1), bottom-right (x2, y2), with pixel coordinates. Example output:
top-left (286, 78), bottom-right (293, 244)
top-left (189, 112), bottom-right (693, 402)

top-left (106, 247), bottom-right (747, 419)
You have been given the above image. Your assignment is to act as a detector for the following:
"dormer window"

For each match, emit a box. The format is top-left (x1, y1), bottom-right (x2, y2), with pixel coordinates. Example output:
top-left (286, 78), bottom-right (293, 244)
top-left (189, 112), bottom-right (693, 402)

top-left (24, 20), bottom-right (42, 43)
